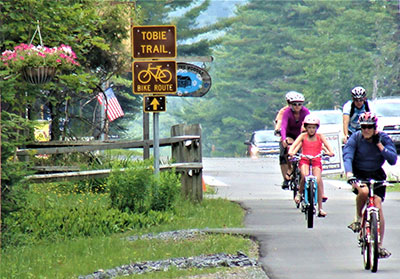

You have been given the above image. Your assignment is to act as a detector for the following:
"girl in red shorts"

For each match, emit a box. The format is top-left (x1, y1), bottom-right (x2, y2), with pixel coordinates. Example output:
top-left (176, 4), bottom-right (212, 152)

top-left (288, 115), bottom-right (335, 217)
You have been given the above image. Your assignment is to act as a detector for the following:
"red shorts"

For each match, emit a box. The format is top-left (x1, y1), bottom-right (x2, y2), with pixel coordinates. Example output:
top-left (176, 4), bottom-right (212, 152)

top-left (299, 158), bottom-right (322, 170)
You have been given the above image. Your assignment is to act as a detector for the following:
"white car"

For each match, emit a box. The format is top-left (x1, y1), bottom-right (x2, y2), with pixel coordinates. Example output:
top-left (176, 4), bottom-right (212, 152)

top-left (372, 97), bottom-right (400, 153)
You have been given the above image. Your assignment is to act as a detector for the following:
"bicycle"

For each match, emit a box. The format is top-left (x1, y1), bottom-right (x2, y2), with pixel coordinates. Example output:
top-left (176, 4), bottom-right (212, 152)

top-left (138, 63), bottom-right (172, 84)
top-left (349, 179), bottom-right (392, 273)
top-left (293, 152), bottom-right (329, 228)
top-left (288, 154), bottom-right (301, 207)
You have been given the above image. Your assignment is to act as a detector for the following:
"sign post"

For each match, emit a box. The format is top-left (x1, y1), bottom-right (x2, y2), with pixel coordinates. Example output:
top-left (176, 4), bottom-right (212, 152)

top-left (132, 25), bottom-right (177, 173)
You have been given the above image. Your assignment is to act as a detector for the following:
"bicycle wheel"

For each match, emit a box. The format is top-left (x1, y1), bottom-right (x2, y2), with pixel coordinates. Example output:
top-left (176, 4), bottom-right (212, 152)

top-left (370, 212), bottom-right (379, 272)
top-left (361, 217), bottom-right (371, 270)
top-left (307, 179), bottom-right (314, 228)
top-left (290, 163), bottom-right (300, 208)
top-left (159, 69), bottom-right (172, 83)
top-left (138, 70), bottom-right (152, 83)
top-left (293, 166), bottom-right (300, 204)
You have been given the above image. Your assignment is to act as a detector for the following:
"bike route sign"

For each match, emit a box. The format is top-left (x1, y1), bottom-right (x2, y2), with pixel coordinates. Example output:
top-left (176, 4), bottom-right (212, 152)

top-left (133, 61), bottom-right (177, 94)
top-left (132, 25), bottom-right (176, 59)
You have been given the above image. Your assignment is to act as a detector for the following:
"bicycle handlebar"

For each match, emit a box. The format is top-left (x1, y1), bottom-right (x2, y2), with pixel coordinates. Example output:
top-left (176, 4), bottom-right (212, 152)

top-left (289, 152), bottom-right (331, 162)
top-left (347, 178), bottom-right (395, 188)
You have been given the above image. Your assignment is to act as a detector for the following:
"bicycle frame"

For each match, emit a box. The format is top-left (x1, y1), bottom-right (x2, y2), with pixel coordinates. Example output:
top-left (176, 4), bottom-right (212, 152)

top-left (363, 181), bottom-right (381, 242)
top-left (294, 152), bottom-right (328, 228)
top-left (356, 179), bottom-right (390, 273)
top-left (288, 156), bottom-right (301, 204)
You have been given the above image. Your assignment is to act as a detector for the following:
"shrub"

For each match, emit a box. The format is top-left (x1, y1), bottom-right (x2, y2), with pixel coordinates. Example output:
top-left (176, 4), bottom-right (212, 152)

top-left (1, 188), bottom-right (175, 248)
top-left (108, 162), bottom-right (181, 213)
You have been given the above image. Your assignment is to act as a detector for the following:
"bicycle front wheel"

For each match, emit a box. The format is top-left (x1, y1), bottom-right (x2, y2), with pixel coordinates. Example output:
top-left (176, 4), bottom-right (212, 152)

top-left (370, 212), bottom-right (379, 272)
top-left (138, 70), bottom-right (151, 83)
top-left (362, 216), bottom-right (371, 270)
top-left (159, 69), bottom-right (172, 83)
top-left (306, 179), bottom-right (314, 229)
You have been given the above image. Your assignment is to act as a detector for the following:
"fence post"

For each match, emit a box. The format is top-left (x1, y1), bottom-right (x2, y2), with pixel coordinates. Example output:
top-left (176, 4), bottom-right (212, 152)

top-left (171, 124), bottom-right (202, 202)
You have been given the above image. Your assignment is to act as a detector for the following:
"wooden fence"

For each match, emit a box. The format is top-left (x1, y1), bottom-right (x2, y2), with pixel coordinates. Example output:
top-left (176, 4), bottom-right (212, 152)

top-left (18, 124), bottom-right (203, 201)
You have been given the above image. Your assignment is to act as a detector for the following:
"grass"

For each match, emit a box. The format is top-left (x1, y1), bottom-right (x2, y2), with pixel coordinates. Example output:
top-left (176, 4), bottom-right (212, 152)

top-left (0, 198), bottom-right (251, 279)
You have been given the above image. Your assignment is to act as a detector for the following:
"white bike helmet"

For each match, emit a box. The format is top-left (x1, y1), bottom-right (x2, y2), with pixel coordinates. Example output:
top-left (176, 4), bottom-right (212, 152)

top-left (288, 92), bottom-right (305, 103)
top-left (285, 91), bottom-right (298, 102)
top-left (351, 86), bottom-right (366, 99)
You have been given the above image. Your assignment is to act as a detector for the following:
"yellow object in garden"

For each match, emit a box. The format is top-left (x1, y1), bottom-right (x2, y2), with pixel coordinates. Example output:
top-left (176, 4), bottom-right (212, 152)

top-left (34, 120), bottom-right (50, 142)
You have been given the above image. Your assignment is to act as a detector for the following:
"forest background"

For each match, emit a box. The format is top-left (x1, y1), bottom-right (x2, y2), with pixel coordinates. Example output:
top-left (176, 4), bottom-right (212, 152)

top-left (1, 0), bottom-right (399, 158)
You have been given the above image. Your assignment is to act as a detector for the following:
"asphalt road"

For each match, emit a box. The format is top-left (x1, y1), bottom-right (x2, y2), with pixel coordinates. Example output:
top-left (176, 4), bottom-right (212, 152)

top-left (203, 157), bottom-right (400, 279)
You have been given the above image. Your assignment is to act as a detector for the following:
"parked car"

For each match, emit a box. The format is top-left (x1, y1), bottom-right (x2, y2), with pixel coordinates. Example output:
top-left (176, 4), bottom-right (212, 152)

top-left (310, 109), bottom-right (343, 142)
top-left (372, 97), bottom-right (400, 153)
top-left (244, 130), bottom-right (280, 157)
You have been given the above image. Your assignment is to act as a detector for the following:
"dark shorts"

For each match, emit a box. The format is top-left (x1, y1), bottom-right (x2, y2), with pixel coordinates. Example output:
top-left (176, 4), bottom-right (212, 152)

top-left (352, 167), bottom-right (387, 201)
top-left (279, 141), bottom-right (287, 165)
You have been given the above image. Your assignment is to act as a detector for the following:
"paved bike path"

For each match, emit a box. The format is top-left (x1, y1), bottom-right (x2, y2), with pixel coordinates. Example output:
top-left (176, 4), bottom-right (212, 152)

top-left (203, 157), bottom-right (400, 279)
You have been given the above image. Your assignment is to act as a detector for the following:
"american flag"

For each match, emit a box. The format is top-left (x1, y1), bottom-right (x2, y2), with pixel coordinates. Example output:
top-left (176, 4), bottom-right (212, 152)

top-left (97, 88), bottom-right (124, 122)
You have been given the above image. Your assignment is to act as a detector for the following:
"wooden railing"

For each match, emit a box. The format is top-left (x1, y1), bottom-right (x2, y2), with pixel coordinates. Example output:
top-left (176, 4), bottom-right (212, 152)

top-left (18, 124), bottom-right (203, 201)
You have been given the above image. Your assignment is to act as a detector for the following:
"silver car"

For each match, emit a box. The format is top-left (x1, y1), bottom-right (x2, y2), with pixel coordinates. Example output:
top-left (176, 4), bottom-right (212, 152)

top-left (373, 97), bottom-right (400, 153)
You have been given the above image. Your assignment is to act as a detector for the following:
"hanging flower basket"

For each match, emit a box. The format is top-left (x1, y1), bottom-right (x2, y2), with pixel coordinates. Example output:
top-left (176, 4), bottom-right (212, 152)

top-left (21, 66), bottom-right (57, 84)
top-left (1, 43), bottom-right (79, 84)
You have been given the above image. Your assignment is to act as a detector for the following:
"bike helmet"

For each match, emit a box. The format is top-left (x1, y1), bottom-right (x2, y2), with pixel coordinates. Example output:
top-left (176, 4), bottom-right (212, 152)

top-left (351, 86), bottom-right (366, 99)
top-left (285, 91), bottom-right (298, 102)
top-left (288, 92), bottom-right (305, 103)
top-left (358, 112), bottom-right (378, 126)
top-left (303, 114), bottom-right (320, 128)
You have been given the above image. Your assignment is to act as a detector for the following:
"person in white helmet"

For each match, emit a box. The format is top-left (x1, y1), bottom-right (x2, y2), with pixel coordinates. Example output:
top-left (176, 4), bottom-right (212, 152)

top-left (280, 92), bottom-right (309, 189)
top-left (342, 86), bottom-right (374, 144)
top-left (289, 114), bottom-right (335, 217)
top-left (274, 91), bottom-right (297, 187)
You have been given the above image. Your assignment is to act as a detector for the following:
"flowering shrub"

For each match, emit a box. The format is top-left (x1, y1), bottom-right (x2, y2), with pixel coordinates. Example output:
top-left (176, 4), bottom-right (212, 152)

top-left (1, 43), bottom-right (79, 72)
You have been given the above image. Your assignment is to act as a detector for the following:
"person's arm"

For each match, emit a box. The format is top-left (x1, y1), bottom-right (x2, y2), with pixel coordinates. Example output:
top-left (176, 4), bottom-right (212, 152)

top-left (288, 133), bottom-right (304, 156)
top-left (342, 101), bottom-right (351, 143)
top-left (343, 114), bottom-right (350, 142)
top-left (280, 109), bottom-right (289, 146)
top-left (343, 133), bottom-right (357, 176)
top-left (274, 107), bottom-right (286, 132)
top-left (376, 133), bottom-right (398, 165)
top-left (319, 133), bottom-right (335, 156)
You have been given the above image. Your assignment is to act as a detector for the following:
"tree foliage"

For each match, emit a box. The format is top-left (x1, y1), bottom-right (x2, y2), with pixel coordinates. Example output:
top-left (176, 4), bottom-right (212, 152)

top-left (177, 0), bottom-right (400, 156)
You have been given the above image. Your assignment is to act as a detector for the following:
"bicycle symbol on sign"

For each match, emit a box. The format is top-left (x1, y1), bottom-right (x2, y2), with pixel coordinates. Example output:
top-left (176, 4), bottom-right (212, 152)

top-left (138, 63), bottom-right (172, 84)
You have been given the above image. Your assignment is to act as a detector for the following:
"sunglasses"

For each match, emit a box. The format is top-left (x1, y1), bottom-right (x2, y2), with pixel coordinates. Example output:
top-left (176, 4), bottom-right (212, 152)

top-left (361, 125), bottom-right (375, 130)
top-left (353, 99), bottom-right (364, 103)
top-left (291, 102), bottom-right (303, 106)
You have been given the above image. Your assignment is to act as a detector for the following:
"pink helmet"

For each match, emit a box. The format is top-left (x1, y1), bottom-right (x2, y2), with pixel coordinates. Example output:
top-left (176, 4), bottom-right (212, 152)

top-left (303, 114), bottom-right (320, 128)
top-left (358, 112), bottom-right (378, 126)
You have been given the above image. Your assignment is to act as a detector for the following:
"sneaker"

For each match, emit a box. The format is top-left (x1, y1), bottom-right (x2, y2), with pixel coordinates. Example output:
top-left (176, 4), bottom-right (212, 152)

top-left (322, 196), bottom-right (328, 202)
top-left (281, 180), bottom-right (289, 190)
top-left (378, 247), bottom-right (391, 259)
top-left (347, 221), bottom-right (361, 233)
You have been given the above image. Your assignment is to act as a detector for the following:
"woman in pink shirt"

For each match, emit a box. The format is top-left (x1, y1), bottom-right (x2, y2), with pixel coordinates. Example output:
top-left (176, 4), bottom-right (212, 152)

top-left (280, 92), bottom-right (309, 189)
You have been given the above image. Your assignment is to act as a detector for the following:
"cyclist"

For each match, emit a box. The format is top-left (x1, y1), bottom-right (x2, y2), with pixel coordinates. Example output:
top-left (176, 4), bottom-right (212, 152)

top-left (288, 115), bottom-right (335, 217)
top-left (343, 112), bottom-right (397, 258)
top-left (274, 91), bottom-right (297, 188)
top-left (342, 86), bottom-right (374, 144)
top-left (280, 92), bottom-right (310, 189)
